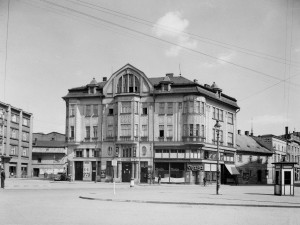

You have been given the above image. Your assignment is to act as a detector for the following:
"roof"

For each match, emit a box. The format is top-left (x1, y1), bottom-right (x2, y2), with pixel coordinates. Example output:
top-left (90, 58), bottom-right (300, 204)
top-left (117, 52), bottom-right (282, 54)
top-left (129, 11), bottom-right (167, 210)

top-left (149, 76), bottom-right (195, 86)
top-left (33, 140), bottom-right (66, 148)
top-left (236, 134), bottom-right (273, 154)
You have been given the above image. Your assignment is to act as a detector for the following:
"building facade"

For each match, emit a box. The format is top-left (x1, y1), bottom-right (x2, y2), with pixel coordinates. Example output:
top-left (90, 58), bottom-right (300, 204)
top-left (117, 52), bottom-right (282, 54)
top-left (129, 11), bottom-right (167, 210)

top-left (63, 64), bottom-right (240, 184)
top-left (0, 101), bottom-right (33, 178)
top-left (236, 131), bottom-right (273, 184)
top-left (32, 132), bottom-right (67, 178)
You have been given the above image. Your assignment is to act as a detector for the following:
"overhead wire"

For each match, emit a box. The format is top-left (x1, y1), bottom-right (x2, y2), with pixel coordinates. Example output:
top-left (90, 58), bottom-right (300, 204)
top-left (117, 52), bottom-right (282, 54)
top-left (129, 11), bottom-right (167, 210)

top-left (70, 0), bottom-right (300, 67)
top-left (36, 0), bottom-right (290, 83)
top-left (3, 0), bottom-right (10, 101)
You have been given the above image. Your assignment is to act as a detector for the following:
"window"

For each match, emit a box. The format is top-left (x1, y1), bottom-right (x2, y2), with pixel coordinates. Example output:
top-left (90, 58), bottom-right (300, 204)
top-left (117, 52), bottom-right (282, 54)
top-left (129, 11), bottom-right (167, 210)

top-left (106, 161), bottom-right (113, 176)
top-left (85, 105), bottom-right (91, 116)
top-left (142, 125), bottom-right (148, 137)
top-left (134, 124), bottom-right (138, 136)
top-left (23, 117), bottom-right (29, 126)
top-left (94, 149), bottom-right (101, 157)
top-left (142, 104), bottom-right (148, 115)
top-left (284, 171), bottom-right (291, 185)
top-left (159, 125), bottom-right (164, 137)
top-left (22, 132), bottom-right (29, 142)
top-left (11, 128), bottom-right (18, 139)
top-left (70, 126), bottom-right (75, 138)
top-left (121, 125), bottom-right (131, 136)
top-left (200, 125), bottom-right (205, 137)
top-left (122, 148), bottom-right (132, 157)
top-left (86, 149), bottom-right (90, 158)
top-left (117, 74), bottom-right (139, 93)
top-left (121, 102), bottom-right (131, 113)
top-left (200, 102), bottom-right (205, 114)
top-left (10, 146), bottom-right (17, 155)
top-left (249, 155), bottom-right (252, 162)
top-left (70, 105), bottom-right (75, 117)
top-left (196, 124), bottom-right (200, 136)
top-left (38, 158), bottom-right (42, 163)
top-left (196, 101), bottom-right (200, 113)
top-left (159, 103), bottom-right (165, 114)
top-left (134, 102), bottom-right (139, 114)
top-left (167, 125), bottom-right (173, 137)
top-left (108, 108), bottom-right (114, 115)
top-left (107, 125), bottom-right (113, 137)
top-left (189, 101), bottom-right (194, 113)
top-left (76, 150), bottom-right (83, 157)
top-left (213, 129), bottom-right (223, 142)
top-left (93, 126), bottom-right (98, 138)
top-left (142, 146), bottom-right (147, 155)
top-left (212, 107), bottom-right (223, 121)
top-left (86, 126), bottom-right (90, 139)
top-left (183, 124), bottom-right (187, 136)
top-left (22, 147), bottom-right (28, 157)
top-left (108, 147), bottom-right (112, 156)
top-left (228, 112), bottom-right (233, 124)
top-left (228, 132), bottom-right (233, 146)
top-left (167, 103), bottom-right (173, 114)
top-left (11, 114), bottom-right (19, 123)
top-left (238, 154), bottom-right (242, 162)
top-left (93, 105), bottom-right (98, 116)
top-left (189, 124), bottom-right (194, 136)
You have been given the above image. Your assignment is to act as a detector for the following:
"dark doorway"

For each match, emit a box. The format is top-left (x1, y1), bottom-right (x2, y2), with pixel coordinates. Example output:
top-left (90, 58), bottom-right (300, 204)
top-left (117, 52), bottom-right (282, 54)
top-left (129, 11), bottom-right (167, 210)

top-left (33, 168), bottom-right (39, 177)
top-left (92, 162), bottom-right (96, 181)
top-left (140, 161), bottom-right (148, 183)
top-left (257, 170), bottom-right (262, 183)
top-left (122, 162), bottom-right (131, 182)
top-left (75, 161), bottom-right (83, 181)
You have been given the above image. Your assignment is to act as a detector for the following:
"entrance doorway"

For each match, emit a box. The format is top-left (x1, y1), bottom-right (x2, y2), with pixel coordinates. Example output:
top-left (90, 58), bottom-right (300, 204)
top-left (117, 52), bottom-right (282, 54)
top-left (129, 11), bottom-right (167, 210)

top-left (122, 162), bottom-right (131, 182)
top-left (257, 170), bottom-right (262, 183)
top-left (33, 168), bottom-right (39, 177)
top-left (92, 162), bottom-right (96, 181)
top-left (140, 162), bottom-right (148, 183)
top-left (75, 161), bottom-right (83, 180)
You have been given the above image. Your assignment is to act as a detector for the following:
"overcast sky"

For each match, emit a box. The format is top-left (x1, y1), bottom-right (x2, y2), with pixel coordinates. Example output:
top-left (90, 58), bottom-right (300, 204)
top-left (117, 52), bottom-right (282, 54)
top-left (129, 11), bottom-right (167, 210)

top-left (0, 0), bottom-right (299, 136)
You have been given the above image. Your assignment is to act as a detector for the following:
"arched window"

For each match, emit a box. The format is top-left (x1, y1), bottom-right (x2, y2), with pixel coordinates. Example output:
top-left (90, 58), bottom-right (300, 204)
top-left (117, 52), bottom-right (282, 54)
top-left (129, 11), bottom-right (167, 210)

top-left (117, 74), bottom-right (140, 93)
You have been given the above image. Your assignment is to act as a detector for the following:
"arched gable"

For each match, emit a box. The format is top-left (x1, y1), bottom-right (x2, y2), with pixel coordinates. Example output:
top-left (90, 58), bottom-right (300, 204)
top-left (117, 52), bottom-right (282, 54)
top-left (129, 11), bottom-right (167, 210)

top-left (103, 64), bottom-right (154, 96)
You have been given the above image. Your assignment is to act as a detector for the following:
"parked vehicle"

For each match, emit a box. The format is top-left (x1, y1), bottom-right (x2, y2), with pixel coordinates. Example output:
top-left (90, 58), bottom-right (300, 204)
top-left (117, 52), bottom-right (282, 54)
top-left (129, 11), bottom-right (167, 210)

top-left (54, 173), bottom-right (71, 181)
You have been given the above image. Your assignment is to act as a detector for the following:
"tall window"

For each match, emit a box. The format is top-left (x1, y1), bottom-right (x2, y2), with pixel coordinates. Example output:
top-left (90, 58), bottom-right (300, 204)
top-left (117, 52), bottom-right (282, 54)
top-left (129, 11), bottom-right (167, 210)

top-left (23, 117), bottom-right (29, 126)
top-left (86, 105), bottom-right (91, 116)
top-left (10, 146), bottom-right (17, 155)
top-left (196, 124), bottom-right (200, 136)
top-left (93, 126), bottom-right (98, 138)
top-left (159, 103), bottom-right (165, 114)
top-left (196, 101), bottom-right (200, 113)
top-left (117, 74), bottom-right (139, 93)
top-left (93, 105), bottom-right (98, 116)
top-left (121, 125), bottom-right (131, 136)
top-left (107, 125), bottom-right (113, 137)
top-left (142, 103), bottom-right (148, 115)
top-left (134, 124), bottom-right (138, 136)
top-left (134, 102), bottom-right (139, 114)
top-left (212, 107), bottom-right (223, 121)
top-left (167, 125), bottom-right (173, 137)
top-left (86, 126), bottom-right (90, 139)
top-left (22, 132), bottom-right (29, 142)
top-left (121, 102), bottom-right (131, 113)
top-left (189, 124), bottom-right (194, 136)
top-left (76, 150), bottom-right (83, 157)
top-left (122, 148), bottom-right (132, 157)
top-left (142, 125), bottom-right (148, 137)
top-left (11, 129), bottom-right (18, 139)
top-left (228, 132), bottom-right (233, 146)
top-left (70, 105), bottom-right (75, 117)
top-left (200, 125), bottom-right (205, 137)
top-left (11, 114), bottom-right (18, 123)
top-left (189, 101), bottom-right (194, 113)
top-left (167, 102), bottom-right (173, 114)
top-left (70, 126), bottom-right (75, 138)
top-left (200, 102), bottom-right (205, 114)
top-left (22, 147), bottom-right (28, 157)
top-left (228, 112), bottom-right (233, 124)
top-left (159, 125), bottom-right (164, 137)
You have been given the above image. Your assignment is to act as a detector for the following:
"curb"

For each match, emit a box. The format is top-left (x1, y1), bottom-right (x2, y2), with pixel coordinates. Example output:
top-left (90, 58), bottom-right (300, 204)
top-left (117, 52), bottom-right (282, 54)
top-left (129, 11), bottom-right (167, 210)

top-left (78, 196), bottom-right (300, 208)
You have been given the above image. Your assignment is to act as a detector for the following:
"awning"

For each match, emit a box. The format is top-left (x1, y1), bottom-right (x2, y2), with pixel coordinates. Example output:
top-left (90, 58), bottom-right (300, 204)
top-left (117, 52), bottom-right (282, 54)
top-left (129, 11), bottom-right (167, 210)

top-left (225, 164), bottom-right (240, 175)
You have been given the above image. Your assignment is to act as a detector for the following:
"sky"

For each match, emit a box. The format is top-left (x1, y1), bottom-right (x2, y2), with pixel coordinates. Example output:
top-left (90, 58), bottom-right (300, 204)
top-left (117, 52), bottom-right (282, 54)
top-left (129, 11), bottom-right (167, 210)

top-left (0, 0), bottom-right (299, 136)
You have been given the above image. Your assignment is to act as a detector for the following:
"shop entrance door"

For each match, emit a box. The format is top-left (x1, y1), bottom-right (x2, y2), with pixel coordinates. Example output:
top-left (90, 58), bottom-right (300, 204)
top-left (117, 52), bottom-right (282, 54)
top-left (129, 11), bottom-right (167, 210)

top-left (75, 161), bottom-right (83, 180)
top-left (92, 162), bottom-right (96, 181)
top-left (33, 168), bottom-right (39, 177)
top-left (122, 162), bottom-right (131, 182)
top-left (257, 170), bottom-right (262, 183)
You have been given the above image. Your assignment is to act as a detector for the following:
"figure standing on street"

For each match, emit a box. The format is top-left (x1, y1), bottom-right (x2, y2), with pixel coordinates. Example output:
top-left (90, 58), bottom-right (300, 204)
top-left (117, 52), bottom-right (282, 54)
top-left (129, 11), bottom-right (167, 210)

top-left (203, 177), bottom-right (207, 186)
top-left (1, 168), bottom-right (5, 189)
top-left (158, 174), bottom-right (161, 185)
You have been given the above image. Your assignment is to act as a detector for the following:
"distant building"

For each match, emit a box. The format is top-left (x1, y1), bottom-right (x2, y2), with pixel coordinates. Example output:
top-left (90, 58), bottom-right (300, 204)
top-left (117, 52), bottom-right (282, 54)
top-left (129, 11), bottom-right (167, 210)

top-left (32, 132), bottom-right (67, 178)
top-left (63, 64), bottom-right (240, 184)
top-left (236, 131), bottom-right (273, 184)
top-left (0, 101), bottom-right (33, 178)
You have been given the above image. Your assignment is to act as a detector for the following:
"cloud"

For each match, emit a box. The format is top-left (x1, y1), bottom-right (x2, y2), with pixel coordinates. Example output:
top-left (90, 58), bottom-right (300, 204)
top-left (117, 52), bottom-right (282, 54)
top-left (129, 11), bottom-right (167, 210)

top-left (253, 115), bottom-right (289, 125)
top-left (153, 11), bottom-right (197, 57)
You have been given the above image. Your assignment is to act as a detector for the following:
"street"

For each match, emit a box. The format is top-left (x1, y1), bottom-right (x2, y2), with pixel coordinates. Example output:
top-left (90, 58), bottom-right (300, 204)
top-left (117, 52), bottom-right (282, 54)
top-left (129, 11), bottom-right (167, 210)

top-left (0, 179), bottom-right (300, 225)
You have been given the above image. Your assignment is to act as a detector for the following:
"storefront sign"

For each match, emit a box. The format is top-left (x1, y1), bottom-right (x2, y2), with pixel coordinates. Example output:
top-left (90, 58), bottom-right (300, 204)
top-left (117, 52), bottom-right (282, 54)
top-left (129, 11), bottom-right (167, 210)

top-left (187, 164), bottom-right (203, 171)
top-left (83, 161), bottom-right (90, 178)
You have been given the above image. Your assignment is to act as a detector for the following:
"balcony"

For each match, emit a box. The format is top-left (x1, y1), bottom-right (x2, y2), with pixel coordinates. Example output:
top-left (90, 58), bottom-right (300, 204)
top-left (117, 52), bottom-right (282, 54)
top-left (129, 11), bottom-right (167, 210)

top-left (119, 136), bottom-right (132, 141)
top-left (84, 138), bottom-right (91, 142)
top-left (140, 136), bottom-right (148, 142)
top-left (105, 136), bottom-right (115, 141)
top-left (212, 139), bottom-right (224, 146)
top-left (182, 136), bottom-right (205, 143)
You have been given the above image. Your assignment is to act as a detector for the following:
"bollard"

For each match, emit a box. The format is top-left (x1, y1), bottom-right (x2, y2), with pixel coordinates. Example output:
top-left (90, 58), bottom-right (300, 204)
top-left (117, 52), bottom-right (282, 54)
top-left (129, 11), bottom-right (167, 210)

top-left (130, 178), bottom-right (134, 187)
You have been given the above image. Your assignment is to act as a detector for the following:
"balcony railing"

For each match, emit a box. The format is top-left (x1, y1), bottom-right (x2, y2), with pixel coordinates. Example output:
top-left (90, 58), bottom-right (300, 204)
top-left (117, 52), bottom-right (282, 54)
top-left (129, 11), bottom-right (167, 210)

top-left (182, 136), bottom-right (205, 142)
top-left (105, 136), bottom-right (115, 141)
top-left (119, 136), bottom-right (132, 141)
top-left (140, 136), bottom-right (148, 142)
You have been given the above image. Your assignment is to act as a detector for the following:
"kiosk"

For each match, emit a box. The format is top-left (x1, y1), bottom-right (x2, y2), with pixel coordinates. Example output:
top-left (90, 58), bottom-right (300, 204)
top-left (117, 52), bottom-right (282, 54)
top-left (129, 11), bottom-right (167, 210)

top-left (272, 162), bottom-right (297, 196)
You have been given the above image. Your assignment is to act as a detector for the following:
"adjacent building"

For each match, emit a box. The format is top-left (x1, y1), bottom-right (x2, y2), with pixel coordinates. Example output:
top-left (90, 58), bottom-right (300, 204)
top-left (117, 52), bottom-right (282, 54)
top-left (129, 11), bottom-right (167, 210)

top-left (0, 101), bottom-right (33, 178)
top-left (236, 131), bottom-right (273, 184)
top-left (63, 64), bottom-right (240, 184)
top-left (32, 132), bottom-right (67, 178)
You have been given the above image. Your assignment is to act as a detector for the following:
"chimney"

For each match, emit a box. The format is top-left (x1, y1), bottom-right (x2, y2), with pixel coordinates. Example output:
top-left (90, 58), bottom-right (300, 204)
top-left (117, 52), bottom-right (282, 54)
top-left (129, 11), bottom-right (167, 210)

top-left (166, 73), bottom-right (174, 78)
top-left (193, 79), bottom-right (198, 84)
top-left (245, 131), bottom-right (249, 136)
top-left (103, 77), bottom-right (107, 82)
top-left (238, 130), bottom-right (241, 135)
top-left (285, 126), bottom-right (289, 139)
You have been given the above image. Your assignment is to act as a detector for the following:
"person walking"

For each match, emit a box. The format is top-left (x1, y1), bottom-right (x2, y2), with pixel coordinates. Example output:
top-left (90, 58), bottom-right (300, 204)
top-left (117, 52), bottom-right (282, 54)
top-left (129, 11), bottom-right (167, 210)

top-left (1, 168), bottom-right (5, 189)
top-left (158, 174), bottom-right (161, 185)
top-left (203, 177), bottom-right (207, 186)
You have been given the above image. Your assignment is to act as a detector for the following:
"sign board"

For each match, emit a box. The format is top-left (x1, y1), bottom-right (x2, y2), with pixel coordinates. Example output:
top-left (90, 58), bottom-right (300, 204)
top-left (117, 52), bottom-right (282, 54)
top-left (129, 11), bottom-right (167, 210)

top-left (112, 159), bottom-right (117, 167)
top-left (187, 164), bottom-right (204, 171)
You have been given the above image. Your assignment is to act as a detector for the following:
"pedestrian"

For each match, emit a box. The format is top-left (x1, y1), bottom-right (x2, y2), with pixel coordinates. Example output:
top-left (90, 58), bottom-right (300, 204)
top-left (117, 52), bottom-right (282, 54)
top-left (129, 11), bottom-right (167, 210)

top-left (203, 177), bottom-right (206, 186)
top-left (235, 176), bottom-right (239, 186)
top-left (158, 174), bottom-right (161, 185)
top-left (1, 168), bottom-right (5, 189)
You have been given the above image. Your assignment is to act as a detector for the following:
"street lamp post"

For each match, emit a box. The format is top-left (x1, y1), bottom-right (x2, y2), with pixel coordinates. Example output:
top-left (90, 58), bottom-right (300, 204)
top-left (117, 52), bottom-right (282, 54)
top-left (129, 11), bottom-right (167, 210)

top-left (214, 120), bottom-right (221, 195)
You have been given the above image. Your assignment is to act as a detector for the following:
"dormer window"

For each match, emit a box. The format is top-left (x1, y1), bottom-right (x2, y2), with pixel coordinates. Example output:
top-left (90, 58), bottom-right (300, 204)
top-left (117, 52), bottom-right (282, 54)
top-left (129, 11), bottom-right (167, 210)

top-left (117, 74), bottom-right (140, 93)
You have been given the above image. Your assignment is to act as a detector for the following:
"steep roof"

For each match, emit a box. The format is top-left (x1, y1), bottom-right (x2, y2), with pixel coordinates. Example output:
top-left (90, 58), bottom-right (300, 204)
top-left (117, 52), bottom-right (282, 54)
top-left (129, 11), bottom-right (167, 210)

top-left (236, 134), bottom-right (273, 154)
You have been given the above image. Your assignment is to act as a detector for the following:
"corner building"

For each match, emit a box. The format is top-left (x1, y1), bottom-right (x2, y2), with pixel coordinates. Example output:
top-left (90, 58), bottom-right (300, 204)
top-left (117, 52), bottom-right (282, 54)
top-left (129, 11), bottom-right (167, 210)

top-left (63, 64), bottom-right (240, 184)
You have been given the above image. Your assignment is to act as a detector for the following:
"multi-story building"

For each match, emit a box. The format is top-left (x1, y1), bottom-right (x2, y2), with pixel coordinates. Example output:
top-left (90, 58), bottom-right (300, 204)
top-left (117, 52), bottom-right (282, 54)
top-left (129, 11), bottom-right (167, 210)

top-left (236, 131), bottom-right (273, 184)
top-left (32, 132), bottom-right (67, 178)
top-left (0, 101), bottom-right (33, 178)
top-left (63, 64), bottom-right (240, 184)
